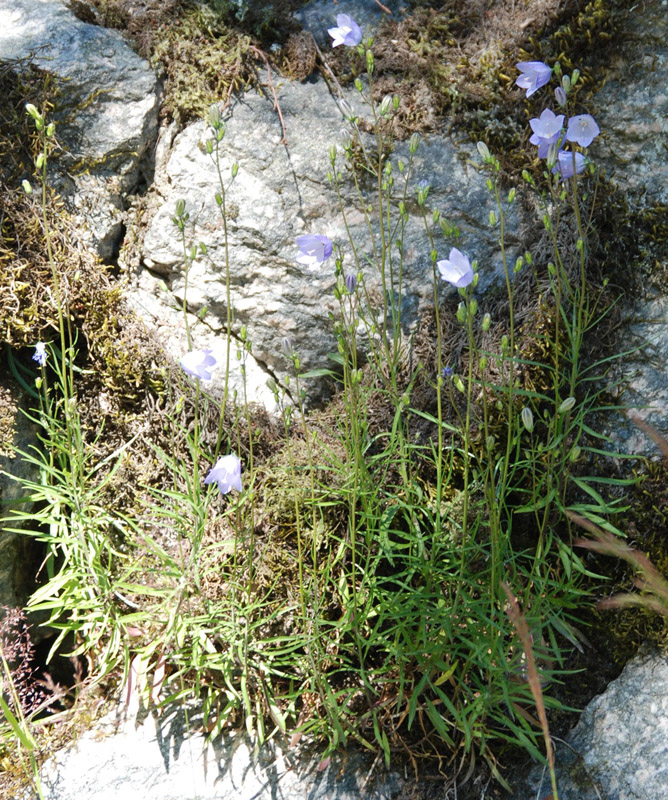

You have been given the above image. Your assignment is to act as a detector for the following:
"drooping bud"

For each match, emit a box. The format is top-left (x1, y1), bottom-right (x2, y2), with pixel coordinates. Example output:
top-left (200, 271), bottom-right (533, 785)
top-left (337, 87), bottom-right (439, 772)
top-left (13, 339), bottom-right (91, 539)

top-left (281, 337), bottom-right (294, 359)
top-left (379, 94), bottom-right (393, 115)
top-left (557, 396), bottom-right (576, 414)
top-left (521, 407), bottom-right (534, 433)
top-left (208, 103), bottom-right (221, 129)
top-left (476, 141), bottom-right (491, 161)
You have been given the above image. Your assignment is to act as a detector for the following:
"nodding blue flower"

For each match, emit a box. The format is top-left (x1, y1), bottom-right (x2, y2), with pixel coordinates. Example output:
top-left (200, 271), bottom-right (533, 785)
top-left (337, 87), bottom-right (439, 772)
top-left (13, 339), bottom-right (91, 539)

top-left (566, 114), bottom-right (600, 148)
top-left (552, 150), bottom-right (586, 179)
top-left (32, 342), bottom-right (47, 367)
top-left (345, 273), bottom-right (357, 294)
top-left (180, 349), bottom-right (218, 380)
top-left (328, 14), bottom-right (363, 48)
top-left (441, 366), bottom-right (454, 379)
top-left (437, 248), bottom-right (474, 288)
top-left (205, 454), bottom-right (242, 495)
top-left (515, 61), bottom-right (551, 98)
top-left (529, 108), bottom-right (565, 157)
top-left (295, 234), bottom-right (333, 269)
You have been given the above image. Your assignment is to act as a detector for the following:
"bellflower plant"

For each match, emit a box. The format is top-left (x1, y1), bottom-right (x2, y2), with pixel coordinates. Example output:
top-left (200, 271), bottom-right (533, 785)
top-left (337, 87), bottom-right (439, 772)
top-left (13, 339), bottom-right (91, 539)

top-left (566, 114), bottom-right (600, 148)
top-left (32, 342), bottom-right (47, 367)
top-left (437, 248), bottom-right (474, 288)
top-left (515, 61), bottom-right (551, 98)
top-left (529, 109), bottom-right (565, 158)
top-left (328, 14), bottom-right (362, 48)
top-left (295, 234), bottom-right (333, 269)
top-left (180, 349), bottom-right (218, 381)
top-left (552, 150), bottom-right (586, 179)
top-left (205, 454), bottom-right (243, 495)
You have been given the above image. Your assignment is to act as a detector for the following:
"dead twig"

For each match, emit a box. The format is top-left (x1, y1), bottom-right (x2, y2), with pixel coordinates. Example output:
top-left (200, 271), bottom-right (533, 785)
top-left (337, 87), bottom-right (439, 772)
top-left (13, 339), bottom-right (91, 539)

top-left (372, 0), bottom-right (393, 13)
top-left (249, 46), bottom-right (288, 145)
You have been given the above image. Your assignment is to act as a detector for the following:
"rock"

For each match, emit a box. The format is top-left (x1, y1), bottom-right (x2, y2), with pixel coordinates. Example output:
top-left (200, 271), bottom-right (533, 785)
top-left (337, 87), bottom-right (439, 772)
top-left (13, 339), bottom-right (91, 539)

top-left (525, 649), bottom-right (668, 800)
top-left (32, 704), bottom-right (402, 800)
top-left (133, 73), bottom-right (519, 407)
top-left (595, 0), bottom-right (668, 204)
top-left (0, 0), bottom-right (159, 260)
top-left (592, 0), bottom-right (668, 456)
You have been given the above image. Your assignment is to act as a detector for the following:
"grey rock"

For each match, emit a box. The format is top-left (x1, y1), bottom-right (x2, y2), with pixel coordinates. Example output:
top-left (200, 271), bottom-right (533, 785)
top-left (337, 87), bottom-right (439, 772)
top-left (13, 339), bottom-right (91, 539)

top-left (33, 704), bottom-right (401, 800)
top-left (595, 0), bottom-right (668, 204)
top-left (134, 74), bottom-right (518, 407)
top-left (526, 650), bottom-right (668, 800)
top-left (592, 0), bottom-right (668, 455)
top-left (0, 0), bottom-right (159, 260)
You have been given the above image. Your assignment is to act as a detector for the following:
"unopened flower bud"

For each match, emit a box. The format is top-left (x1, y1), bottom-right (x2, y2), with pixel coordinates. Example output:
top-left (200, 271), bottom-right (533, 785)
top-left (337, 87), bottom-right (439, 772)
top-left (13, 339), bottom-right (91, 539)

top-left (558, 396), bottom-right (576, 414)
top-left (569, 445), bottom-right (581, 462)
top-left (345, 273), bottom-right (357, 294)
top-left (453, 376), bottom-right (465, 393)
top-left (175, 199), bottom-right (186, 217)
top-left (456, 302), bottom-right (468, 323)
top-left (366, 49), bottom-right (374, 73)
top-left (489, 210), bottom-right (497, 226)
top-left (477, 141), bottom-right (491, 161)
top-left (21, 180), bottom-right (32, 195)
top-left (469, 298), bottom-right (478, 316)
top-left (409, 133), bottom-right (420, 154)
top-left (507, 188), bottom-right (516, 203)
top-left (208, 103), bottom-right (221, 128)
top-left (555, 86), bottom-right (568, 107)
top-left (46, 122), bottom-right (55, 137)
top-left (479, 356), bottom-right (488, 370)
top-left (571, 69), bottom-right (580, 86)
top-left (501, 334), bottom-right (509, 353)
top-left (546, 141), bottom-right (559, 167)
top-left (231, 162), bottom-right (239, 178)
top-left (281, 337), bottom-right (294, 359)
top-left (514, 256), bottom-right (524, 273)
top-left (379, 94), bottom-right (393, 115)
top-left (521, 407), bottom-right (534, 433)
top-left (486, 435), bottom-right (495, 451)
top-left (482, 312), bottom-right (491, 332)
